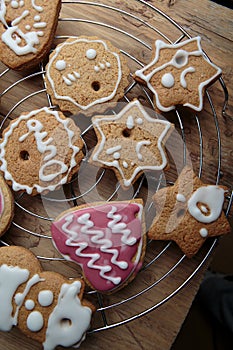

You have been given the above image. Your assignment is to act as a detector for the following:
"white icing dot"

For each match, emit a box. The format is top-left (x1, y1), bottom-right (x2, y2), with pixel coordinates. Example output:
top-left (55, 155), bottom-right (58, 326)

top-left (34, 15), bottom-right (41, 22)
top-left (136, 118), bottom-right (143, 125)
top-left (27, 311), bottom-right (44, 332)
top-left (55, 60), bottom-right (66, 71)
top-left (25, 25), bottom-right (31, 31)
top-left (19, 0), bottom-right (24, 6)
top-left (86, 49), bottom-right (97, 60)
top-left (94, 66), bottom-right (100, 72)
top-left (11, 1), bottom-right (19, 8)
top-left (199, 228), bottom-right (208, 238)
top-left (38, 290), bottom-right (54, 307)
top-left (14, 293), bottom-right (23, 306)
top-left (73, 71), bottom-right (80, 79)
top-left (25, 299), bottom-right (35, 311)
top-left (113, 152), bottom-right (121, 160)
top-left (176, 193), bottom-right (186, 203)
top-left (123, 161), bottom-right (128, 169)
top-left (105, 61), bottom-right (111, 67)
top-left (100, 63), bottom-right (105, 70)
top-left (161, 73), bottom-right (175, 88)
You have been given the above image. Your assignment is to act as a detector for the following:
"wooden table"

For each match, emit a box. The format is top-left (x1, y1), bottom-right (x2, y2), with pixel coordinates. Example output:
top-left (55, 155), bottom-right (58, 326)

top-left (0, 1), bottom-right (232, 350)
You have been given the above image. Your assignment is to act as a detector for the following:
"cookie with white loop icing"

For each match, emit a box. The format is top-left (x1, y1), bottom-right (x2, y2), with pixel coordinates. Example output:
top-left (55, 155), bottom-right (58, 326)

top-left (0, 174), bottom-right (14, 236)
top-left (0, 245), bottom-right (95, 350)
top-left (51, 199), bottom-right (146, 293)
top-left (0, 0), bottom-right (61, 70)
top-left (45, 36), bottom-right (130, 115)
top-left (148, 166), bottom-right (231, 257)
top-left (89, 100), bottom-right (174, 189)
top-left (134, 36), bottom-right (222, 112)
top-left (0, 107), bottom-right (84, 196)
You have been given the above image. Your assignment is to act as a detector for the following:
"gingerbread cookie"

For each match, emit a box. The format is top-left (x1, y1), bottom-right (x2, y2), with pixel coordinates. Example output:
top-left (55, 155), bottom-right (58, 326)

top-left (0, 245), bottom-right (95, 349)
top-left (0, 107), bottom-right (84, 196)
top-left (89, 100), bottom-right (174, 189)
top-left (0, 174), bottom-right (14, 236)
top-left (0, 0), bottom-right (61, 70)
top-left (134, 36), bottom-right (222, 112)
top-left (45, 36), bottom-right (130, 114)
top-left (148, 166), bottom-right (231, 257)
top-left (51, 199), bottom-right (146, 293)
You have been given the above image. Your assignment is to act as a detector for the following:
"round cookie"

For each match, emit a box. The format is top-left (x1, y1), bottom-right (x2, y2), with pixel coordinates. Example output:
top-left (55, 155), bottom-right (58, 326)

top-left (0, 0), bottom-right (61, 70)
top-left (51, 199), bottom-right (146, 293)
top-left (0, 107), bottom-right (84, 196)
top-left (45, 36), bottom-right (130, 115)
top-left (0, 174), bottom-right (14, 236)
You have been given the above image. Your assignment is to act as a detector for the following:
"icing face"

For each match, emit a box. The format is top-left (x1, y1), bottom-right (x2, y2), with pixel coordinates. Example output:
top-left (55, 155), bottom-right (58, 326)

top-left (0, 0), bottom-right (47, 56)
top-left (0, 107), bottom-right (81, 194)
top-left (51, 202), bottom-right (144, 292)
top-left (0, 263), bottom-right (92, 349)
top-left (91, 100), bottom-right (172, 187)
top-left (135, 37), bottom-right (222, 111)
top-left (0, 187), bottom-right (4, 217)
top-left (46, 38), bottom-right (122, 110)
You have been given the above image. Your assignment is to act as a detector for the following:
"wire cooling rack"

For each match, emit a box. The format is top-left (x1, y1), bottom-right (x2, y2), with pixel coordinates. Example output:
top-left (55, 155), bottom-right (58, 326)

top-left (0, 0), bottom-right (232, 336)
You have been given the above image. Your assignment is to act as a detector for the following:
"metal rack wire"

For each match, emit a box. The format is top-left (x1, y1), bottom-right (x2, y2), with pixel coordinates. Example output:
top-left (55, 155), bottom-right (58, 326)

top-left (0, 0), bottom-right (232, 335)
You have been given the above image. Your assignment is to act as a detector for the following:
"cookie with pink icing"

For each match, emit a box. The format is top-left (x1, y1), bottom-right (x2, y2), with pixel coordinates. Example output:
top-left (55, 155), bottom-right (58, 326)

top-left (148, 166), bottom-right (231, 257)
top-left (89, 100), bottom-right (174, 189)
top-left (0, 245), bottom-right (95, 349)
top-left (51, 199), bottom-right (146, 293)
top-left (0, 174), bottom-right (14, 236)
top-left (134, 36), bottom-right (222, 112)
top-left (0, 0), bottom-right (61, 70)
top-left (0, 107), bottom-right (84, 196)
top-left (45, 36), bottom-right (130, 115)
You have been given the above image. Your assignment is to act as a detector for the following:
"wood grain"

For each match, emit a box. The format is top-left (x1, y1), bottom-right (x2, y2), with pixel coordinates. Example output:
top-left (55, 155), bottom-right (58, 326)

top-left (0, 1), bottom-right (232, 350)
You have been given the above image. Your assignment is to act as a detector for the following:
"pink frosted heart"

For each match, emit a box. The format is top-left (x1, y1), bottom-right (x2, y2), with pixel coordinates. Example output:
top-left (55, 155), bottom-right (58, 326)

top-left (51, 202), bottom-right (144, 292)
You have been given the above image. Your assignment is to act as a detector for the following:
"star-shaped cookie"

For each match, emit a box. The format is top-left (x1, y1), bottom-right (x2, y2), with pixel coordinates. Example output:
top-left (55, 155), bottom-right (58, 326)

top-left (148, 166), bottom-right (231, 257)
top-left (134, 36), bottom-right (222, 112)
top-left (89, 100), bottom-right (174, 188)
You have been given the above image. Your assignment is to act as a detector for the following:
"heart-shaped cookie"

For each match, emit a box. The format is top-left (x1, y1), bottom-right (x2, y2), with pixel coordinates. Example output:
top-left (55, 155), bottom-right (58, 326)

top-left (51, 200), bottom-right (146, 293)
top-left (0, 0), bottom-right (61, 70)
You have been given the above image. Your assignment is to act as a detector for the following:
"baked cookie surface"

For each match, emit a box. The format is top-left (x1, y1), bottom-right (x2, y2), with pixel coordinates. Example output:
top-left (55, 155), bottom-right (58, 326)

top-left (51, 199), bottom-right (146, 293)
top-left (134, 37), bottom-right (222, 112)
top-left (0, 0), bottom-right (61, 70)
top-left (148, 166), bottom-right (231, 257)
top-left (90, 100), bottom-right (174, 189)
top-left (45, 36), bottom-right (130, 114)
top-left (0, 174), bottom-right (14, 236)
top-left (0, 107), bottom-right (84, 195)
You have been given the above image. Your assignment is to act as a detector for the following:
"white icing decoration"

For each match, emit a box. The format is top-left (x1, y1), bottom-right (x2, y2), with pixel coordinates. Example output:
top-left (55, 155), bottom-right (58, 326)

top-left (126, 115), bottom-right (134, 129)
top-left (63, 76), bottom-right (72, 86)
top-left (199, 228), bottom-right (208, 238)
top-left (135, 140), bottom-right (151, 161)
top-left (0, 107), bottom-right (80, 194)
top-left (43, 281), bottom-right (92, 350)
top-left (11, 1), bottom-right (19, 8)
top-left (0, 187), bottom-right (4, 215)
top-left (33, 22), bottom-right (47, 29)
top-left (34, 15), bottom-right (41, 22)
top-left (123, 161), bottom-right (128, 169)
top-left (92, 100), bottom-right (171, 187)
top-left (62, 71), bottom-right (81, 86)
top-left (176, 193), bottom-right (186, 203)
top-left (25, 299), bottom-right (35, 311)
top-left (19, 0), bottom-right (24, 6)
top-left (200, 205), bottom-right (208, 214)
top-left (113, 152), bottom-right (120, 160)
top-left (136, 118), bottom-right (143, 125)
top-left (55, 60), bottom-right (66, 71)
top-left (31, 0), bottom-right (43, 12)
top-left (94, 65), bottom-right (100, 72)
top-left (46, 38), bottom-right (122, 110)
top-left (25, 25), bottom-right (31, 31)
top-left (188, 185), bottom-right (225, 223)
top-left (161, 72), bottom-right (175, 88)
top-left (86, 48), bottom-right (97, 60)
top-left (27, 311), bottom-right (44, 332)
top-left (11, 10), bottom-right (29, 26)
top-left (135, 37), bottom-right (222, 112)
top-left (180, 67), bottom-right (196, 88)
top-left (100, 62), bottom-right (105, 70)
top-left (106, 145), bottom-right (122, 155)
top-left (73, 71), bottom-right (80, 78)
top-left (38, 290), bottom-right (54, 307)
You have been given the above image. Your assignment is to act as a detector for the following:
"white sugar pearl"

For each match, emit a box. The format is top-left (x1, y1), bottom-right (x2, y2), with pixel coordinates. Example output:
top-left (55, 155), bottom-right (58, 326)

top-left (86, 49), bottom-right (97, 60)
top-left (161, 73), bottom-right (175, 88)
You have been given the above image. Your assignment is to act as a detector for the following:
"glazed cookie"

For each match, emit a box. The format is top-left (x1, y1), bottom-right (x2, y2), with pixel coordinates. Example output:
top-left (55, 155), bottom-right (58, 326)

top-left (0, 245), bottom-right (95, 350)
top-left (0, 174), bottom-right (14, 236)
top-left (134, 36), bottom-right (222, 112)
top-left (0, 107), bottom-right (84, 196)
top-left (0, 0), bottom-right (61, 70)
top-left (45, 36), bottom-right (130, 114)
top-left (89, 100), bottom-right (174, 189)
top-left (51, 199), bottom-right (146, 293)
top-left (148, 166), bottom-right (231, 257)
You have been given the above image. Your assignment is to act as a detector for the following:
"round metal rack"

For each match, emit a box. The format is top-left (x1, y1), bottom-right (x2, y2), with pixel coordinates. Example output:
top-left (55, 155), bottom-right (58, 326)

top-left (0, 0), bottom-right (232, 335)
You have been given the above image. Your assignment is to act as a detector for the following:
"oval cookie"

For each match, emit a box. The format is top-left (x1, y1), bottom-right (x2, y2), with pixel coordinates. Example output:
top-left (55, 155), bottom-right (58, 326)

top-left (0, 107), bottom-right (84, 195)
top-left (0, 0), bottom-right (61, 70)
top-left (51, 199), bottom-right (146, 293)
top-left (45, 36), bottom-right (130, 114)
